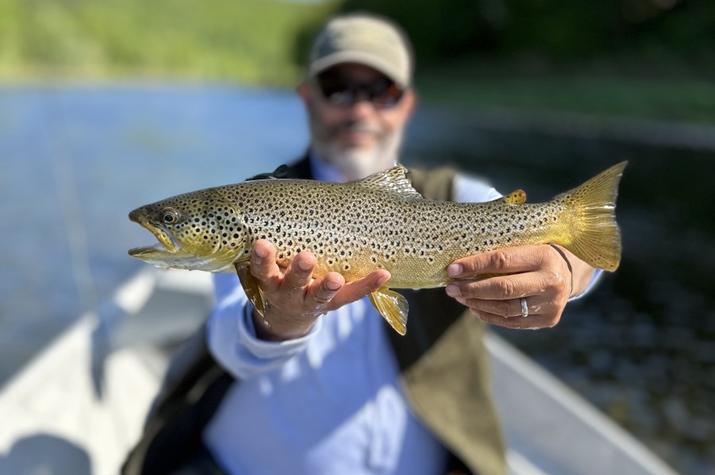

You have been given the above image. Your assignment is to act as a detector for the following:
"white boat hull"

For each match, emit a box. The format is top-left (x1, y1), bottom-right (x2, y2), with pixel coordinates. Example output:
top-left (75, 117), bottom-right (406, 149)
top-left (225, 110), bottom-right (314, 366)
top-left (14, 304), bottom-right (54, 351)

top-left (0, 269), bottom-right (677, 475)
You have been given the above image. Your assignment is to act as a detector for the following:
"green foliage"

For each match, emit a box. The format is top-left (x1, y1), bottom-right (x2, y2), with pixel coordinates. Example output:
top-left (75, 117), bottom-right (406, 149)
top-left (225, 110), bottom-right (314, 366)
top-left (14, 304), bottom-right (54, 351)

top-left (419, 71), bottom-right (715, 122)
top-left (335, 0), bottom-right (715, 121)
top-left (0, 0), bottom-right (336, 84)
top-left (1, 0), bottom-right (713, 121)
top-left (338, 0), bottom-right (715, 65)
top-left (3, 0), bottom-right (714, 83)
top-left (338, 0), bottom-right (499, 59)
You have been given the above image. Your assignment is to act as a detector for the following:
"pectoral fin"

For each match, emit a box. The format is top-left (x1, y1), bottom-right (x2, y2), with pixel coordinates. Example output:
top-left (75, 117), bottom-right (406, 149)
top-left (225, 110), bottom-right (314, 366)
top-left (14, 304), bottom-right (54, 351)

top-left (234, 260), bottom-right (268, 317)
top-left (369, 288), bottom-right (408, 336)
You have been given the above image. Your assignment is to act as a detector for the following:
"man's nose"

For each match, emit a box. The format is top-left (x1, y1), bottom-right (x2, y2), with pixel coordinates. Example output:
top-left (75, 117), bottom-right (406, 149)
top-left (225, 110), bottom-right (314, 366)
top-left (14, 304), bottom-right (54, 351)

top-left (348, 97), bottom-right (375, 118)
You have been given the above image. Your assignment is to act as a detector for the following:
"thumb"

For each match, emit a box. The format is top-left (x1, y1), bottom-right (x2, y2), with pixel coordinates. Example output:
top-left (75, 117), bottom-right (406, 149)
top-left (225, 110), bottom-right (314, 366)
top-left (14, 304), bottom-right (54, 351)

top-left (328, 270), bottom-right (390, 310)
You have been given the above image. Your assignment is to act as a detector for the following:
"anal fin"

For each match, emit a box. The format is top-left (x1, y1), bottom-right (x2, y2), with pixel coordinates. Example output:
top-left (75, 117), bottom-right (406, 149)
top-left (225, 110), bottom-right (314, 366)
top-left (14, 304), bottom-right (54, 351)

top-left (369, 288), bottom-right (408, 336)
top-left (234, 260), bottom-right (268, 317)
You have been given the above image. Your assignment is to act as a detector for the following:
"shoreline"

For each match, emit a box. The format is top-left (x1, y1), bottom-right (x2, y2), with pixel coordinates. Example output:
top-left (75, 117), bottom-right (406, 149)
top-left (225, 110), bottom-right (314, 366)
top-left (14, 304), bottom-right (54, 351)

top-left (2, 81), bottom-right (714, 151)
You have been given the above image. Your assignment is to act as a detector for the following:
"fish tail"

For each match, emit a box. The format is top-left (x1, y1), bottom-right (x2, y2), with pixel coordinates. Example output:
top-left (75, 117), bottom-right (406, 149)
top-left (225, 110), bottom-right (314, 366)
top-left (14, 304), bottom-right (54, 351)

top-left (553, 161), bottom-right (627, 272)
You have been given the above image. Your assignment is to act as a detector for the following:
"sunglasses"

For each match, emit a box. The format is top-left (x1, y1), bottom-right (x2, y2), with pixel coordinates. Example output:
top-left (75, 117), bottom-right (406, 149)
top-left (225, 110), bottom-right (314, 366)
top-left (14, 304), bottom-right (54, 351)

top-left (314, 71), bottom-right (405, 109)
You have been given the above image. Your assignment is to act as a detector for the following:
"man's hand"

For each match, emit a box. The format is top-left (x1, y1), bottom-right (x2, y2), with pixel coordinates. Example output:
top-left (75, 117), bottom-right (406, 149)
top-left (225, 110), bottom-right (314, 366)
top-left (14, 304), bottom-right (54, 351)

top-left (445, 245), bottom-right (594, 329)
top-left (249, 239), bottom-right (390, 341)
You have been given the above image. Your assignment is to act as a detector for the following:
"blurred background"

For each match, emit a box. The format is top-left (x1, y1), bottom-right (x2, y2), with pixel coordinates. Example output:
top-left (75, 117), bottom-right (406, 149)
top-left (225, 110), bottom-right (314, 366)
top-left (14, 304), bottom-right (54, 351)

top-left (0, 0), bottom-right (713, 473)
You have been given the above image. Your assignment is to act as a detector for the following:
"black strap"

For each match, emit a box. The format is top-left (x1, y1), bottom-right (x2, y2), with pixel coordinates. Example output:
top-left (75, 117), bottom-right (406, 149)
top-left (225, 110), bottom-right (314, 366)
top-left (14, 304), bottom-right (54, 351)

top-left (245, 164), bottom-right (292, 181)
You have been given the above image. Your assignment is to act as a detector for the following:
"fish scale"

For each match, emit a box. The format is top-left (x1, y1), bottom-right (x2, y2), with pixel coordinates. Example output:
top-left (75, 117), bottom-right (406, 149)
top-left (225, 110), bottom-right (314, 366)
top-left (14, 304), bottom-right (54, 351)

top-left (129, 162), bottom-right (626, 335)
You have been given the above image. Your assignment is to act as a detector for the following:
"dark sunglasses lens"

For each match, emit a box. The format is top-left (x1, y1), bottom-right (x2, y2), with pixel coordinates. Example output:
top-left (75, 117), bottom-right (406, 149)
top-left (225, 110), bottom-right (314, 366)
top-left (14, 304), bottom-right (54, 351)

top-left (316, 73), bottom-right (403, 108)
top-left (316, 75), bottom-right (350, 105)
top-left (369, 81), bottom-right (404, 107)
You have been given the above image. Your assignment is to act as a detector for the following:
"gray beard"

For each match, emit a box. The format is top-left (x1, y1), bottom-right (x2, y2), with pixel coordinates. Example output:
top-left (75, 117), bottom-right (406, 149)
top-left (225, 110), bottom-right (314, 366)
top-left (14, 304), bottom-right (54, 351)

top-left (311, 128), bottom-right (404, 181)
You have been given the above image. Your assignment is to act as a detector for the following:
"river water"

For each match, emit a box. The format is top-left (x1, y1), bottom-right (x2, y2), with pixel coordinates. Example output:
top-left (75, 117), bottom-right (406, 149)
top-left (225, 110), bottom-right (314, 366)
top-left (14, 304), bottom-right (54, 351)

top-left (0, 85), bottom-right (712, 474)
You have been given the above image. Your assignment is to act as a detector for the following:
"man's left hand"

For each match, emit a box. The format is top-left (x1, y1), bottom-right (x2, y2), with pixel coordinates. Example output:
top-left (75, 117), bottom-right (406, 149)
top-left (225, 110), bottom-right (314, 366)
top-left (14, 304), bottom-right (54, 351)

top-left (444, 244), bottom-right (593, 329)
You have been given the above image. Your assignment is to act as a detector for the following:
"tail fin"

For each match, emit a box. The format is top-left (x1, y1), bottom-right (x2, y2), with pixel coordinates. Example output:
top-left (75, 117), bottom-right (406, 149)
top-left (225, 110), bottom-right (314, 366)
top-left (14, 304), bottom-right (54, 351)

top-left (555, 161), bottom-right (627, 272)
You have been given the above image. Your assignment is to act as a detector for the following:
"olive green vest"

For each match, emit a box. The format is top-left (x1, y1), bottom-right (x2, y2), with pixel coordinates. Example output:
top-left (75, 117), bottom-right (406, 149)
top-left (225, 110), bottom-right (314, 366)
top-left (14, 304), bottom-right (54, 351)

top-left (122, 160), bottom-right (506, 475)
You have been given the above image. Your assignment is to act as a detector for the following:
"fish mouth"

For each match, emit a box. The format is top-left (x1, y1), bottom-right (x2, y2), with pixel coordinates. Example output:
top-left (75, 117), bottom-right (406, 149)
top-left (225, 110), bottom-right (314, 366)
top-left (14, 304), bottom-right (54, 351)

top-left (128, 210), bottom-right (180, 256)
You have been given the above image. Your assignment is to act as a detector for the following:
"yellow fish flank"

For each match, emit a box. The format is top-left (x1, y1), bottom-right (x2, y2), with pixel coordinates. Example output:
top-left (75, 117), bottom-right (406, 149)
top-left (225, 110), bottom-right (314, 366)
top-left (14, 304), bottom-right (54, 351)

top-left (129, 162), bottom-right (626, 335)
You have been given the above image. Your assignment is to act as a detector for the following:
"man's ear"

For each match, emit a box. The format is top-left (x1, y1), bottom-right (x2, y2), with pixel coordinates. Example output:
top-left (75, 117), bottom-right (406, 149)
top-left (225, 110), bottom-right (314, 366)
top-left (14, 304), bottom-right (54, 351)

top-left (401, 89), bottom-right (417, 118)
top-left (297, 82), bottom-right (311, 103)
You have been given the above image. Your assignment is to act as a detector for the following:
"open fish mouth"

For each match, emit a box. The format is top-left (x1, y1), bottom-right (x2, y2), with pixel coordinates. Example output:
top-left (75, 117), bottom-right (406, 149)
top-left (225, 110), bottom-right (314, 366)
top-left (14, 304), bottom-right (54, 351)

top-left (127, 208), bottom-right (237, 272)
top-left (128, 211), bottom-right (180, 256)
top-left (128, 242), bottom-right (173, 259)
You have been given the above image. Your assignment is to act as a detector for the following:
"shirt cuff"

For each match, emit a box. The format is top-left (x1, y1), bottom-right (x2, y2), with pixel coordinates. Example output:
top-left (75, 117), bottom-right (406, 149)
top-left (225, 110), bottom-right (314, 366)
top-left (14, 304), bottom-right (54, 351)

top-left (568, 268), bottom-right (603, 301)
top-left (237, 303), bottom-right (322, 359)
top-left (207, 298), bottom-right (322, 379)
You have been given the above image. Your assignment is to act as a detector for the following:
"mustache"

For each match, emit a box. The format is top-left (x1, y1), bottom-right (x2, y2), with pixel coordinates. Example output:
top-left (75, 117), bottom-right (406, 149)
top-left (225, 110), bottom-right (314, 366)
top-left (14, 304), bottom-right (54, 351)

top-left (329, 121), bottom-right (382, 136)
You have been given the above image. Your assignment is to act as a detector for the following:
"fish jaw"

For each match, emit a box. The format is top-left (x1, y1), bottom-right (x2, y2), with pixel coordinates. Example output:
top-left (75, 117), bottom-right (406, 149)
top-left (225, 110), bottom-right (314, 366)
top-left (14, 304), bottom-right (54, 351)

top-left (128, 208), bottom-right (179, 253)
top-left (128, 244), bottom-right (234, 271)
top-left (128, 244), bottom-right (176, 268)
top-left (128, 205), bottom-right (243, 272)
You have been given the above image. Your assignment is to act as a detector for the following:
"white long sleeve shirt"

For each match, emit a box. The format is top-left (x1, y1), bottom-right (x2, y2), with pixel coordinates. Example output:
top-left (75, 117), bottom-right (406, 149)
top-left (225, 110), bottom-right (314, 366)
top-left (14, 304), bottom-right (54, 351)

top-left (203, 159), bottom-right (600, 474)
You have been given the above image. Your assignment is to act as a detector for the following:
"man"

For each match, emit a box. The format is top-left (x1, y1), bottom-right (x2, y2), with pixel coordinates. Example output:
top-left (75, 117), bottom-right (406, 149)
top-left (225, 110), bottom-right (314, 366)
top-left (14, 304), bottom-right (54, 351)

top-left (124, 13), bottom-right (599, 475)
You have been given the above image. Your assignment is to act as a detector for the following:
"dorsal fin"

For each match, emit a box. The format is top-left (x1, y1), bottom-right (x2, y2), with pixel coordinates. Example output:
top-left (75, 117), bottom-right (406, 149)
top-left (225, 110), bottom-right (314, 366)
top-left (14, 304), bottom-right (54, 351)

top-left (354, 165), bottom-right (423, 200)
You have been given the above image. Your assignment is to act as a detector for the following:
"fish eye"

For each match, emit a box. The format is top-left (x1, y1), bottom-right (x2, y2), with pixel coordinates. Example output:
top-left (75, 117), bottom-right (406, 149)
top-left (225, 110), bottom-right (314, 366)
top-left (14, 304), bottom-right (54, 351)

top-left (162, 209), bottom-right (180, 225)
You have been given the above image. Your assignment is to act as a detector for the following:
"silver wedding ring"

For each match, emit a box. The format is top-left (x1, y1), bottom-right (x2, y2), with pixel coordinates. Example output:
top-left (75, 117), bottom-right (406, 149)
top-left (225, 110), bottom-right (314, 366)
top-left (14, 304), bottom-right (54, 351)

top-left (520, 298), bottom-right (529, 318)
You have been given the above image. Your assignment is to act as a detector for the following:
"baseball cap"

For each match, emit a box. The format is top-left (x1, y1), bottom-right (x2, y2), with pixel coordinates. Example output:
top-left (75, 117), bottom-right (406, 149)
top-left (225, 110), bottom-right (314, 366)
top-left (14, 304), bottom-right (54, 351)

top-left (308, 13), bottom-right (414, 88)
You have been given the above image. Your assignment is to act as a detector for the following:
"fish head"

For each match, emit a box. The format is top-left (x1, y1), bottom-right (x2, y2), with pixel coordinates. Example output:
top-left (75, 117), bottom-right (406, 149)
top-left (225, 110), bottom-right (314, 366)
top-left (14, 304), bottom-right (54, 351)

top-left (128, 188), bottom-right (247, 272)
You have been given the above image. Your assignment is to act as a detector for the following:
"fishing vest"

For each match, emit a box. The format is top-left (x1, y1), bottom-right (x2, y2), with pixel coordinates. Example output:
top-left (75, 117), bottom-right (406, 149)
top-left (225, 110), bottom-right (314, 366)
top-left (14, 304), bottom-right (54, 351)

top-left (122, 159), bottom-right (507, 475)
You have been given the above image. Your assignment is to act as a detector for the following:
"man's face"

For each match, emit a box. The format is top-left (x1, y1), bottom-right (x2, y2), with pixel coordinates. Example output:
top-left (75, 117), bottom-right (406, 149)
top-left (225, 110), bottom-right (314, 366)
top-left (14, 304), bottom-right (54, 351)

top-left (298, 63), bottom-right (415, 180)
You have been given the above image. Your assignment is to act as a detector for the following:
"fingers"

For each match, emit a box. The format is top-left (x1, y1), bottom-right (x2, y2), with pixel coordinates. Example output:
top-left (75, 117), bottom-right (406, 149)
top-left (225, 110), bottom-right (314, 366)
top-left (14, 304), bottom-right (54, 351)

top-left (455, 295), bottom-right (563, 329)
top-left (246, 242), bottom-right (390, 340)
top-left (448, 245), bottom-right (546, 279)
top-left (461, 295), bottom-right (549, 318)
top-left (445, 245), bottom-right (573, 330)
top-left (446, 270), bottom-right (567, 301)
top-left (249, 239), bottom-right (387, 317)
top-left (282, 251), bottom-right (316, 292)
top-left (472, 309), bottom-right (560, 329)
top-left (446, 270), bottom-right (568, 330)
top-left (328, 270), bottom-right (391, 309)
top-left (305, 272), bottom-right (345, 310)
top-left (250, 240), bottom-right (282, 291)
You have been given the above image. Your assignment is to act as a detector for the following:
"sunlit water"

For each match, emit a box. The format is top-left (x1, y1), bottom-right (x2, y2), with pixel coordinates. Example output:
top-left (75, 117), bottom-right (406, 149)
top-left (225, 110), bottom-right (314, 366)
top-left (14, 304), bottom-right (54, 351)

top-left (0, 85), bottom-right (712, 474)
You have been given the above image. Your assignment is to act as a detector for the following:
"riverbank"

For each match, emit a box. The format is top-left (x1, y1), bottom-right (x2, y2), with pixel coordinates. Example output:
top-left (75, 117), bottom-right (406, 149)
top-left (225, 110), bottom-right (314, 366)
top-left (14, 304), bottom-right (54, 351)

top-left (2, 0), bottom-right (714, 123)
top-left (0, 0), bottom-right (331, 86)
top-left (417, 56), bottom-right (715, 123)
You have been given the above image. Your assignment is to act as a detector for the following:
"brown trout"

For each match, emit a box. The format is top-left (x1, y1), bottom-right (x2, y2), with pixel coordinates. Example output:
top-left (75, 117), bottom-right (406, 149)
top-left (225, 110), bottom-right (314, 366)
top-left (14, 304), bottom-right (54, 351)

top-left (129, 162), bottom-right (626, 335)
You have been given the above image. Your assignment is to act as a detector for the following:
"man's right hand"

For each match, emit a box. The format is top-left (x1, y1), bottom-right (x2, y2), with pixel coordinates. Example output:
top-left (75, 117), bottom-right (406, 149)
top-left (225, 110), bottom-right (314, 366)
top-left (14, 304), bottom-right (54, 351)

top-left (249, 239), bottom-right (390, 341)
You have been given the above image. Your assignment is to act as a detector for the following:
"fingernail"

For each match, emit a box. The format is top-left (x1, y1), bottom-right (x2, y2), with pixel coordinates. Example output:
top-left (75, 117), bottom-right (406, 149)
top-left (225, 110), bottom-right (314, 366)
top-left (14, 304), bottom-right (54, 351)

top-left (298, 258), bottom-right (312, 271)
top-left (447, 264), bottom-right (462, 277)
top-left (254, 247), bottom-right (267, 258)
top-left (325, 279), bottom-right (341, 291)
top-left (445, 285), bottom-right (461, 297)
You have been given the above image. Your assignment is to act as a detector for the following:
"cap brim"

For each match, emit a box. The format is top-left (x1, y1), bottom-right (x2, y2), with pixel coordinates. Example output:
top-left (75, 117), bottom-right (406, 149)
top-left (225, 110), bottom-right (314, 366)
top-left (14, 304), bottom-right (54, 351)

top-left (309, 51), bottom-right (409, 87)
